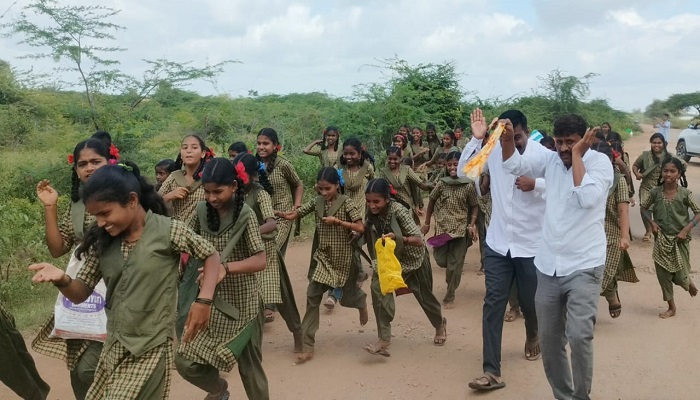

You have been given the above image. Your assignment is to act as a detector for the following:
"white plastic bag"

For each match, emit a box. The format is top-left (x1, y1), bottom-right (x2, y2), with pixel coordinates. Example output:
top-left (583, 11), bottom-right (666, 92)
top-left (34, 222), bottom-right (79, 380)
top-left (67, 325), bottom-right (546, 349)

top-left (50, 249), bottom-right (108, 342)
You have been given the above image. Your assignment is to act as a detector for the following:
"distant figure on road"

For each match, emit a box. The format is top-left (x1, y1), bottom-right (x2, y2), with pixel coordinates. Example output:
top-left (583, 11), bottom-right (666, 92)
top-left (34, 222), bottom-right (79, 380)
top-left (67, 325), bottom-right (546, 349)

top-left (655, 114), bottom-right (671, 143)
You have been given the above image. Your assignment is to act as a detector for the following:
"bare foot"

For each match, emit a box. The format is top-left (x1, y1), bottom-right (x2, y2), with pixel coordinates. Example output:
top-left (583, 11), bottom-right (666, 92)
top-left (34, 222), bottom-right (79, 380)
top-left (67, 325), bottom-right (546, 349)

top-left (689, 283), bottom-right (698, 297)
top-left (524, 337), bottom-right (540, 361)
top-left (659, 309), bottom-right (676, 319)
top-left (504, 307), bottom-right (520, 322)
top-left (359, 306), bottom-right (368, 326)
top-left (293, 331), bottom-right (303, 353)
top-left (295, 352), bottom-right (314, 364)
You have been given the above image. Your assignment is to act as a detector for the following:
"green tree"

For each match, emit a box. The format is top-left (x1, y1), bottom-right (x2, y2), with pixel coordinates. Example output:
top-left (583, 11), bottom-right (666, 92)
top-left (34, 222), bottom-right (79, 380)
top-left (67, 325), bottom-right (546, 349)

top-left (1, 0), bottom-right (126, 129)
top-left (537, 69), bottom-right (598, 115)
top-left (644, 99), bottom-right (666, 118)
top-left (664, 92), bottom-right (700, 115)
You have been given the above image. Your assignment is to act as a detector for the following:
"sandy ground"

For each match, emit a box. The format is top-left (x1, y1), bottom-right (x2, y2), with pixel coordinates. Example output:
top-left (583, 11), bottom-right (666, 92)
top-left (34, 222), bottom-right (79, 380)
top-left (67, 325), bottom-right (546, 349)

top-left (3, 124), bottom-right (700, 400)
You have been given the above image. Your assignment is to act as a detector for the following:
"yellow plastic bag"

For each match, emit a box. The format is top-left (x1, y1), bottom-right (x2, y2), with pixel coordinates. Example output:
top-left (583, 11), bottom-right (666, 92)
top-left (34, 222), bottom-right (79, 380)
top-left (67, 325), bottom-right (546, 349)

top-left (375, 238), bottom-right (408, 295)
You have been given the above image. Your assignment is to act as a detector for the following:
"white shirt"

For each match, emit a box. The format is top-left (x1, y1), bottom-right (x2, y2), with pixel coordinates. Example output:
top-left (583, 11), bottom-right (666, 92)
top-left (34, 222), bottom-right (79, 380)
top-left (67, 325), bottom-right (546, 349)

top-left (457, 136), bottom-right (547, 258)
top-left (502, 147), bottom-right (613, 276)
top-left (656, 120), bottom-right (671, 143)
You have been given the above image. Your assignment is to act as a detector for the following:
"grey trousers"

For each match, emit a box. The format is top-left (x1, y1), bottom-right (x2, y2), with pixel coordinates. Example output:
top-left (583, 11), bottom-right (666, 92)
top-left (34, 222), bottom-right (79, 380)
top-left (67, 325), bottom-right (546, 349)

top-left (536, 265), bottom-right (604, 400)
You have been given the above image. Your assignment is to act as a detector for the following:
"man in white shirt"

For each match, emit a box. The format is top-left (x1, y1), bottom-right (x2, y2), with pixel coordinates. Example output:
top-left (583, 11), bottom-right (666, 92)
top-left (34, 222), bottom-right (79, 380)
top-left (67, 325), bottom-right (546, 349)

top-left (458, 109), bottom-right (548, 392)
top-left (655, 113), bottom-right (671, 144)
top-left (501, 114), bottom-right (613, 400)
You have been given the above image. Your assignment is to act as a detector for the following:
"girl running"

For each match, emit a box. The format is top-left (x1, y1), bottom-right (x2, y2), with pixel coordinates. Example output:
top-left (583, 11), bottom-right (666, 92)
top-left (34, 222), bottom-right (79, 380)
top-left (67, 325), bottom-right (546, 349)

top-left (425, 123), bottom-right (440, 158)
top-left (633, 133), bottom-right (671, 241)
top-left (303, 126), bottom-right (340, 168)
top-left (30, 162), bottom-right (223, 399)
top-left (276, 167), bottom-right (368, 364)
top-left (591, 142), bottom-right (638, 319)
top-left (411, 127), bottom-right (431, 168)
top-left (363, 178), bottom-right (446, 357)
top-left (379, 146), bottom-right (433, 223)
top-left (257, 128), bottom-right (304, 322)
top-left (641, 157), bottom-right (700, 318)
top-left (421, 151), bottom-right (479, 308)
top-left (424, 130), bottom-right (460, 169)
top-left (232, 153), bottom-right (302, 352)
top-left (159, 134), bottom-right (214, 223)
top-left (175, 158), bottom-right (269, 400)
top-left (33, 139), bottom-right (109, 400)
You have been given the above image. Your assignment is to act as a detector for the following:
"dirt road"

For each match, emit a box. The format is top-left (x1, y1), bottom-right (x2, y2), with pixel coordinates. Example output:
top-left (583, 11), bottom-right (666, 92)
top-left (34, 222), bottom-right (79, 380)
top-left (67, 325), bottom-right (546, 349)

top-left (3, 125), bottom-right (699, 399)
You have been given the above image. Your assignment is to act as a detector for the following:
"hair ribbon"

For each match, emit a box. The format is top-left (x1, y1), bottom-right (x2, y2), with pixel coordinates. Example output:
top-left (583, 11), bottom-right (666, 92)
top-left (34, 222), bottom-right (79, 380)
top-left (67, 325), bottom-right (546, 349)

top-left (389, 184), bottom-right (398, 196)
top-left (117, 163), bottom-right (133, 172)
top-left (235, 162), bottom-right (250, 185)
top-left (337, 169), bottom-right (345, 187)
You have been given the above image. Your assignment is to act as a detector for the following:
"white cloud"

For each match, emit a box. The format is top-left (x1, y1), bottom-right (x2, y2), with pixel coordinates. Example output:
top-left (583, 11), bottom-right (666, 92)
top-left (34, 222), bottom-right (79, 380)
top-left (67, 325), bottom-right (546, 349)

top-left (0, 0), bottom-right (699, 111)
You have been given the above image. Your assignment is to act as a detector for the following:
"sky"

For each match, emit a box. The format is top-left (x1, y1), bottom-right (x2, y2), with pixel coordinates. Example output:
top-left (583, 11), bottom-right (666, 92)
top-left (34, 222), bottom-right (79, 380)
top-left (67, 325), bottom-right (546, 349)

top-left (1, 0), bottom-right (699, 112)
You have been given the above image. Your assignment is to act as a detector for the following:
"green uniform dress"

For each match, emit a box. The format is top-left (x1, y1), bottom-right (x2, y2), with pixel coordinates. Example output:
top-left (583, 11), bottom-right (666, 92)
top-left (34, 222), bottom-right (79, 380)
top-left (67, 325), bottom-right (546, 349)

top-left (306, 146), bottom-right (339, 168)
top-left (601, 175), bottom-right (639, 297)
top-left (366, 202), bottom-right (444, 343)
top-left (297, 195), bottom-right (368, 353)
top-left (76, 212), bottom-right (216, 400)
top-left (411, 143), bottom-right (430, 167)
top-left (158, 170), bottom-right (206, 223)
top-left (429, 177), bottom-right (479, 303)
top-left (427, 139), bottom-right (440, 159)
top-left (1, 300), bottom-right (50, 400)
top-left (379, 165), bottom-right (425, 223)
top-left (32, 200), bottom-right (103, 400)
top-left (428, 145), bottom-right (461, 165)
top-left (266, 156), bottom-right (302, 256)
top-left (176, 203), bottom-right (269, 400)
top-left (476, 171), bottom-right (492, 270)
top-left (340, 161), bottom-right (374, 220)
top-left (245, 184), bottom-right (301, 335)
top-left (642, 186), bottom-right (700, 301)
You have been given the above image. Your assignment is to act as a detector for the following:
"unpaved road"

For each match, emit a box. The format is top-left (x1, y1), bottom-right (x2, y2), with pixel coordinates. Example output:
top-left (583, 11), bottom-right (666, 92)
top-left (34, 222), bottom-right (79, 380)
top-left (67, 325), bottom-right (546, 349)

top-left (3, 124), bottom-right (699, 399)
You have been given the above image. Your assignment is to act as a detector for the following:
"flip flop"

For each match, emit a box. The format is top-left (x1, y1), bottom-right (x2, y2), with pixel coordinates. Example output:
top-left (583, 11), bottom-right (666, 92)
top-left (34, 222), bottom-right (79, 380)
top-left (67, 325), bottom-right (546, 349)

top-left (524, 339), bottom-right (541, 361)
top-left (363, 341), bottom-right (391, 357)
top-left (434, 317), bottom-right (447, 346)
top-left (468, 372), bottom-right (506, 391)
top-left (264, 309), bottom-right (275, 323)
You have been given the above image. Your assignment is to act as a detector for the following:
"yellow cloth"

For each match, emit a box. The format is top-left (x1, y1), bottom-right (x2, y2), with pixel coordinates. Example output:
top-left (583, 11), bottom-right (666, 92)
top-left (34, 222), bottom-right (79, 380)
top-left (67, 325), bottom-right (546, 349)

top-left (375, 238), bottom-right (408, 295)
top-left (462, 123), bottom-right (505, 180)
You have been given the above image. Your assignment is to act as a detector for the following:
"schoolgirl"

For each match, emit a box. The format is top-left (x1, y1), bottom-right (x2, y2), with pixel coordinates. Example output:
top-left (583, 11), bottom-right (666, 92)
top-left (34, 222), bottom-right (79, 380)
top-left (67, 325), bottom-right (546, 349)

top-left (591, 142), bottom-right (638, 319)
top-left (32, 139), bottom-right (109, 399)
top-left (159, 134), bottom-right (214, 223)
top-left (379, 146), bottom-right (433, 223)
top-left (175, 158), bottom-right (269, 400)
top-left (363, 178), bottom-right (446, 357)
top-left (232, 153), bottom-right (302, 351)
top-left (303, 126), bottom-right (340, 168)
top-left (641, 157), bottom-right (700, 318)
top-left (276, 167), bottom-right (368, 364)
top-left (421, 151), bottom-right (479, 307)
top-left (30, 162), bottom-right (223, 399)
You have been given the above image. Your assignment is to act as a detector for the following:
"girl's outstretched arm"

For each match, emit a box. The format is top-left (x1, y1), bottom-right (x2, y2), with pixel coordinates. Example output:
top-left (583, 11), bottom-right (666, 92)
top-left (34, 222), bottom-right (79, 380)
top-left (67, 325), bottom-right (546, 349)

top-left (303, 139), bottom-right (323, 155)
top-left (259, 217), bottom-right (277, 234)
top-left (37, 180), bottom-right (68, 257)
top-left (29, 263), bottom-right (92, 304)
top-left (223, 251), bottom-right (266, 274)
top-left (420, 198), bottom-right (436, 235)
top-left (183, 251), bottom-right (222, 343)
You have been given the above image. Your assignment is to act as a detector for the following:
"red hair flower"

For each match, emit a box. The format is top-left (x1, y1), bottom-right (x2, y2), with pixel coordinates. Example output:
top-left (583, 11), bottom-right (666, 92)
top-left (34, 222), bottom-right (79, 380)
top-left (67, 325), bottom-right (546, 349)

top-left (276, 144), bottom-right (282, 152)
top-left (67, 154), bottom-right (74, 165)
top-left (235, 162), bottom-right (250, 185)
top-left (612, 149), bottom-right (620, 159)
top-left (389, 184), bottom-right (398, 196)
top-left (109, 143), bottom-right (121, 160)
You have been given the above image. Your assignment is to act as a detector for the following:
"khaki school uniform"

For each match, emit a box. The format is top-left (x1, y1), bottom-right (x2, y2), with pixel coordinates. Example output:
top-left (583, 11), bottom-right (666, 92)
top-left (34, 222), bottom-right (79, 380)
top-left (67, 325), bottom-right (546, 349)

top-left (411, 143), bottom-right (430, 167)
top-left (177, 203), bottom-right (269, 399)
top-left (158, 170), bottom-right (206, 223)
top-left (366, 202), bottom-right (443, 342)
top-left (379, 165), bottom-right (424, 222)
top-left (267, 156), bottom-right (302, 256)
top-left (32, 200), bottom-right (103, 400)
top-left (76, 213), bottom-right (216, 400)
top-left (245, 184), bottom-right (301, 334)
top-left (601, 175), bottom-right (639, 297)
top-left (306, 147), bottom-right (339, 168)
top-left (340, 161), bottom-right (374, 220)
top-left (297, 195), bottom-right (367, 353)
top-left (642, 186), bottom-right (700, 301)
top-left (429, 177), bottom-right (479, 302)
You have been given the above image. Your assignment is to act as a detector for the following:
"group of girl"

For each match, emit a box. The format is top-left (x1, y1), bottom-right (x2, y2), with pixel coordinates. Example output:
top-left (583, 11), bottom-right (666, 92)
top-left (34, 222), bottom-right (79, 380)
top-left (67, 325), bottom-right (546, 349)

top-left (18, 119), bottom-right (700, 400)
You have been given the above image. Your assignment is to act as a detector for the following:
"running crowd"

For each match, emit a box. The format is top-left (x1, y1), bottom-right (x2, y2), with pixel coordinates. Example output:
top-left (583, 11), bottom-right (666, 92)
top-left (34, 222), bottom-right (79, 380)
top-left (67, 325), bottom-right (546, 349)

top-left (0, 108), bottom-right (698, 400)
